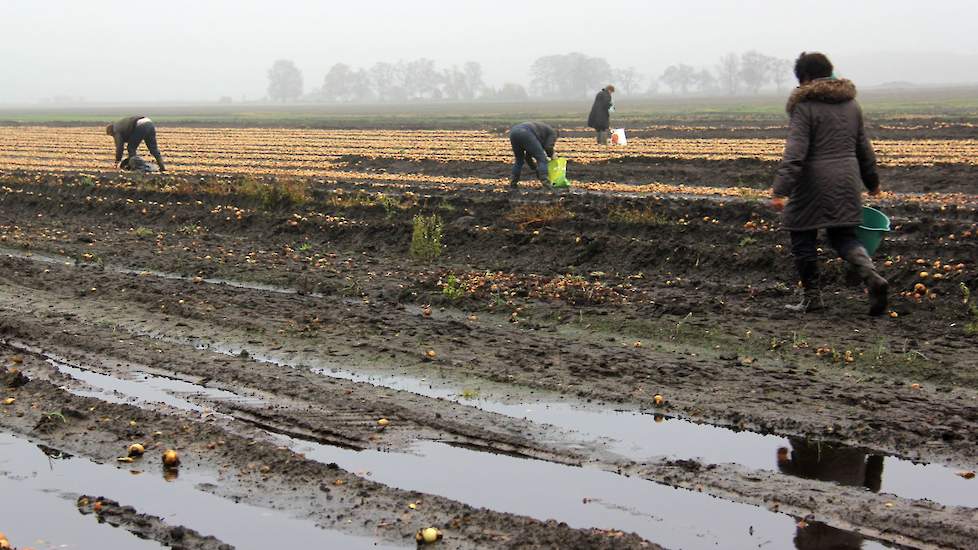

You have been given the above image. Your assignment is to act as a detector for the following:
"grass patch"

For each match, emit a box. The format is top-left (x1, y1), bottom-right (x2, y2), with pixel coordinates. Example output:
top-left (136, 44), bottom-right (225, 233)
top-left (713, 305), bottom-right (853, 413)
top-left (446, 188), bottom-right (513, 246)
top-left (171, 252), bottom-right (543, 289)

top-left (608, 207), bottom-right (669, 226)
top-left (961, 283), bottom-right (978, 335)
top-left (410, 214), bottom-right (444, 262)
top-left (328, 190), bottom-right (378, 209)
top-left (506, 202), bottom-right (574, 228)
top-left (240, 178), bottom-right (309, 210)
top-left (133, 226), bottom-right (155, 239)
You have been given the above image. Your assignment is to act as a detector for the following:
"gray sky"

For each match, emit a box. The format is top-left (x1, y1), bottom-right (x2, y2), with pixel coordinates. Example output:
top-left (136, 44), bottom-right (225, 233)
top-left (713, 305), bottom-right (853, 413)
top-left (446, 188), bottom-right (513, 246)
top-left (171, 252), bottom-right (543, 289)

top-left (2, 0), bottom-right (977, 102)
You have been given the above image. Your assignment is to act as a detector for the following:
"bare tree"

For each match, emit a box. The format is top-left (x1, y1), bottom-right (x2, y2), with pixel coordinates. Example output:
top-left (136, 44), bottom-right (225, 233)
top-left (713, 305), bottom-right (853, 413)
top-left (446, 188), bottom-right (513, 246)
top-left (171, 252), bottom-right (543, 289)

top-left (739, 50), bottom-right (776, 94)
top-left (321, 63), bottom-right (355, 102)
top-left (267, 59), bottom-right (303, 102)
top-left (693, 69), bottom-right (717, 94)
top-left (646, 77), bottom-right (660, 96)
top-left (462, 62), bottom-right (486, 100)
top-left (492, 83), bottom-right (529, 101)
top-left (530, 52), bottom-right (612, 99)
top-left (403, 58), bottom-right (441, 100)
top-left (716, 53), bottom-right (740, 96)
top-left (660, 64), bottom-right (697, 95)
top-left (771, 58), bottom-right (795, 92)
top-left (368, 61), bottom-right (407, 102)
top-left (613, 67), bottom-right (643, 95)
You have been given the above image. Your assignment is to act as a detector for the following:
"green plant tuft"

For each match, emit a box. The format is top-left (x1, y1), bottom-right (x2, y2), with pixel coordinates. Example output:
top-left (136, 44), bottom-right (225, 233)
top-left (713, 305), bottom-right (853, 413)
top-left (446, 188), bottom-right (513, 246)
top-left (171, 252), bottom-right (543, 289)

top-left (410, 214), bottom-right (444, 262)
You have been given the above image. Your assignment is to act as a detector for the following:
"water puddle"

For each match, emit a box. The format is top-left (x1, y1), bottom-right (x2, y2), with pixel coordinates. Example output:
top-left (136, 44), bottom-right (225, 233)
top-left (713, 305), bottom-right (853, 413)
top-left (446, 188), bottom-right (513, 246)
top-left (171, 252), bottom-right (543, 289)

top-left (193, 341), bottom-right (978, 509)
top-left (12, 346), bottom-right (890, 550)
top-left (280, 435), bottom-right (891, 550)
top-left (0, 246), bottom-right (323, 297)
top-left (0, 433), bottom-right (404, 550)
top-left (54, 361), bottom-right (264, 413)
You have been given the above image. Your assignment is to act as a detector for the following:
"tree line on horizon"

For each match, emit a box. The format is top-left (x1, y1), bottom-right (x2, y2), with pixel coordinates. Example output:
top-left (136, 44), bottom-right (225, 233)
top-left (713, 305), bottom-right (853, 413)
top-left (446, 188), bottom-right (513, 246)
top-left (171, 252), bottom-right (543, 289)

top-left (264, 51), bottom-right (795, 103)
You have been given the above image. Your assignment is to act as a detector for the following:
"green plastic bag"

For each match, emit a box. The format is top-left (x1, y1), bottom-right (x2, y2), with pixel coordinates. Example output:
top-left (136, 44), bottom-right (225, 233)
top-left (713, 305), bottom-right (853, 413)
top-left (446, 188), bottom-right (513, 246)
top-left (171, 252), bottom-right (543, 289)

top-left (548, 157), bottom-right (570, 188)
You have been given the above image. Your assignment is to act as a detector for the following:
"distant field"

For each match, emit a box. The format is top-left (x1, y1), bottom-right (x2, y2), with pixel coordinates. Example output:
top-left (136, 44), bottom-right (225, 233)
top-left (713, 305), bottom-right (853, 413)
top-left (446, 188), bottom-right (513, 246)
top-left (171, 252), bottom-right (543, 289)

top-left (1, 86), bottom-right (977, 129)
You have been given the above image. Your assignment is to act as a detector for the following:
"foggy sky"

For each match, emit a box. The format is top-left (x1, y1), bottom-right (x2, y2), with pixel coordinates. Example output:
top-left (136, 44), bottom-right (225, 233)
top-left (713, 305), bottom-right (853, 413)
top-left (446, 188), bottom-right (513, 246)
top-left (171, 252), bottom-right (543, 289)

top-left (2, 0), bottom-right (978, 102)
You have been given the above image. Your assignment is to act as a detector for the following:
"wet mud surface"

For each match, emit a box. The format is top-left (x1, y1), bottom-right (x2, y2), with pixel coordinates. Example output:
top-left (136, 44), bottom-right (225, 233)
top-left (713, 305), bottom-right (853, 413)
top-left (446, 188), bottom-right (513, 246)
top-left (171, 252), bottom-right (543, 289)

top-left (1, 159), bottom-right (977, 549)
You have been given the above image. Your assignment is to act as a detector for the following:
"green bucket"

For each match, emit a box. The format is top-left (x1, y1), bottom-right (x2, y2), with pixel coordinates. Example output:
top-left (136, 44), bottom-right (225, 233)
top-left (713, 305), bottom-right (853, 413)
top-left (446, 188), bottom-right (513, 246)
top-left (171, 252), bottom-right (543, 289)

top-left (856, 206), bottom-right (890, 256)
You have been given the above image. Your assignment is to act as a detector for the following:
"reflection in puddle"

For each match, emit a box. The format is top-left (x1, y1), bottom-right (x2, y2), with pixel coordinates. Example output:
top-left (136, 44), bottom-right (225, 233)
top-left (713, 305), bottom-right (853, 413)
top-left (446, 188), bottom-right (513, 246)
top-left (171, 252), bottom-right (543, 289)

top-left (780, 441), bottom-right (893, 549)
top-left (0, 433), bottom-right (400, 550)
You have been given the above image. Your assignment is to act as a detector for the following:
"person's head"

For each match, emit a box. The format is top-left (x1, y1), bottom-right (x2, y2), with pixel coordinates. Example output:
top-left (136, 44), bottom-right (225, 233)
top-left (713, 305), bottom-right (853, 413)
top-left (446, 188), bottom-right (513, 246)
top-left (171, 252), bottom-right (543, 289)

top-left (793, 52), bottom-right (833, 84)
top-left (105, 123), bottom-right (114, 136)
top-left (605, 85), bottom-right (616, 94)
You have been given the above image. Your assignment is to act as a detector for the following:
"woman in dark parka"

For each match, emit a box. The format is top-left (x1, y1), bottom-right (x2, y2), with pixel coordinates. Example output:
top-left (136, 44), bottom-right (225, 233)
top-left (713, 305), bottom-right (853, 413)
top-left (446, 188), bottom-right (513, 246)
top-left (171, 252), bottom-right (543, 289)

top-left (587, 85), bottom-right (615, 144)
top-left (771, 52), bottom-right (888, 316)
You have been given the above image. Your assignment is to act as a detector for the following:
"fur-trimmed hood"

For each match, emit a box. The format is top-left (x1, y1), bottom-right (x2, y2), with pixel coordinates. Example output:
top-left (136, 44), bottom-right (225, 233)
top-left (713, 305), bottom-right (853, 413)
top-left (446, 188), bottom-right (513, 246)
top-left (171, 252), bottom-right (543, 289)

top-left (786, 78), bottom-right (857, 114)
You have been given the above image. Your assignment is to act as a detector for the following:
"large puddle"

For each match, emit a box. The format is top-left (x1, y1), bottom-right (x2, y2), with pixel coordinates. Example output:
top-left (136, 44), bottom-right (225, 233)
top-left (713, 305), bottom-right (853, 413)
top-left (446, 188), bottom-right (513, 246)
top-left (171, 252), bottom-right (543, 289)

top-left (191, 340), bottom-right (978, 510)
top-left (18, 347), bottom-right (894, 550)
top-left (0, 433), bottom-right (404, 550)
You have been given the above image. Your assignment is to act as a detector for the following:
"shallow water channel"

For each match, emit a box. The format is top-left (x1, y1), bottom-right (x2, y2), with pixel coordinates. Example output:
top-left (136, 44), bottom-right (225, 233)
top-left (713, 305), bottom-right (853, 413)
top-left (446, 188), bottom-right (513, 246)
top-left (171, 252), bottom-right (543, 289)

top-left (0, 433), bottom-right (404, 549)
top-left (19, 350), bottom-right (896, 550)
top-left (193, 339), bottom-right (976, 510)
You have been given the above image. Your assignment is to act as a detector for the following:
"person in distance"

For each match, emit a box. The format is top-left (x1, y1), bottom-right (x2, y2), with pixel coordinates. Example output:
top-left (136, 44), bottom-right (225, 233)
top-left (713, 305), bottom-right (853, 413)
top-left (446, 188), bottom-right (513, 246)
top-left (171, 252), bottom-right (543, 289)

top-left (587, 84), bottom-right (615, 145)
top-left (105, 116), bottom-right (166, 172)
top-left (771, 52), bottom-right (888, 316)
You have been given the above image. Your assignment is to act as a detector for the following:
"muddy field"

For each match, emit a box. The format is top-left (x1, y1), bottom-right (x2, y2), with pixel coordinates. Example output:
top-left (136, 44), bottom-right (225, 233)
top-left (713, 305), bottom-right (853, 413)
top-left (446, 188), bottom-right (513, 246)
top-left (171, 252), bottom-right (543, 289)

top-left (1, 116), bottom-right (977, 549)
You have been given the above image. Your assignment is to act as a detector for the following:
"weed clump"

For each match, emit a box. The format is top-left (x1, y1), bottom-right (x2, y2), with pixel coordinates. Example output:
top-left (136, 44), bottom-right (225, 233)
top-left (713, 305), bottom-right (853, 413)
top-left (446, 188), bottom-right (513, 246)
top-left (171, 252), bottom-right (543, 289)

top-left (505, 203), bottom-right (574, 228)
top-left (961, 283), bottom-right (978, 334)
top-left (608, 207), bottom-right (668, 225)
top-left (441, 273), bottom-right (464, 300)
top-left (240, 178), bottom-right (309, 210)
top-left (410, 214), bottom-right (444, 262)
top-left (133, 226), bottom-right (155, 239)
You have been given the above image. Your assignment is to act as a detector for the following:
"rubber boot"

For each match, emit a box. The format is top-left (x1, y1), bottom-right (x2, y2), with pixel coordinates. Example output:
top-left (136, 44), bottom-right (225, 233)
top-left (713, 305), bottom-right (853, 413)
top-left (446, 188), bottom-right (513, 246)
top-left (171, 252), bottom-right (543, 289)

top-left (845, 247), bottom-right (888, 316)
top-left (509, 176), bottom-right (519, 189)
top-left (785, 259), bottom-right (825, 312)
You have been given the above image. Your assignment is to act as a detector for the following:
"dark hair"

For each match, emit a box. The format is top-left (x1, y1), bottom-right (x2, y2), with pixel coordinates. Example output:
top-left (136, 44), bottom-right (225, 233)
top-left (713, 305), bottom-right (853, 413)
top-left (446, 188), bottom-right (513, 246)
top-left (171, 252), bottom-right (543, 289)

top-left (794, 52), bottom-right (833, 83)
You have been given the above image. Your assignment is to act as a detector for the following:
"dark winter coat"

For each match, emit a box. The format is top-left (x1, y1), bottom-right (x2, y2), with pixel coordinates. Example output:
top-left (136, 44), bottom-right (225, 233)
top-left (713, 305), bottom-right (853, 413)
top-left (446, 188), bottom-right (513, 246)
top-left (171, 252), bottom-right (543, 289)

top-left (772, 79), bottom-right (879, 231)
top-left (518, 121), bottom-right (557, 157)
top-left (110, 115), bottom-right (145, 162)
top-left (587, 89), bottom-right (612, 130)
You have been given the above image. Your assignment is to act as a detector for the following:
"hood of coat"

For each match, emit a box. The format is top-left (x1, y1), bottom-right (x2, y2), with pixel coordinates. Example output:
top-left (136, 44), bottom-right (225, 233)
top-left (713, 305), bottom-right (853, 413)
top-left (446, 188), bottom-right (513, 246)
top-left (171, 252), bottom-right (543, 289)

top-left (786, 78), bottom-right (857, 114)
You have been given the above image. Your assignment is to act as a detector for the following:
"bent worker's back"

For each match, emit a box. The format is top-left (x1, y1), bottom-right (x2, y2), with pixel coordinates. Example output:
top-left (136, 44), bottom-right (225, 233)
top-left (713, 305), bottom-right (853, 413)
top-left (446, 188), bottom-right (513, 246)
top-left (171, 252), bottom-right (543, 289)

top-left (107, 116), bottom-right (166, 172)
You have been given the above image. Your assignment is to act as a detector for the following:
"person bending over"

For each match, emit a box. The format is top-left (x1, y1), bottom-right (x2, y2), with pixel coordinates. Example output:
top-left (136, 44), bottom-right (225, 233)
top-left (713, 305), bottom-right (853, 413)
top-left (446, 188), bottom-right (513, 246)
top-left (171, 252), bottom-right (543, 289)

top-left (106, 116), bottom-right (166, 172)
top-left (509, 121), bottom-right (557, 189)
top-left (771, 52), bottom-right (887, 316)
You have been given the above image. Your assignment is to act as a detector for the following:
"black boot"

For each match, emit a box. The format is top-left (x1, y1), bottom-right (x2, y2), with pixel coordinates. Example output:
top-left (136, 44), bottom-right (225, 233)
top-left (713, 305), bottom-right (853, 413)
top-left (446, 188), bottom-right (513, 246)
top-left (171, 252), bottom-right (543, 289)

top-left (786, 259), bottom-right (824, 313)
top-left (845, 247), bottom-right (888, 316)
top-left (509, 176), bottom-right (520, 188)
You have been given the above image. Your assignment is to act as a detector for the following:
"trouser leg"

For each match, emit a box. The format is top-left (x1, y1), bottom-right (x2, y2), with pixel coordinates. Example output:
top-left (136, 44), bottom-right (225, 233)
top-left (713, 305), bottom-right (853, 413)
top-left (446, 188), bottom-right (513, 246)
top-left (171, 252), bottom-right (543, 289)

top-left (509, 131), bottom-right (525, 184)
top-left (143, 123), bottom-right (165, 170)
top-left (596, 129), bottom-right (609, 145)
top-left (787, 230), bottom-right (823, 312)
top-left (517, 133), bottom-right (549, 184)
top-left (831, 227), bottom-right (889, 316)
